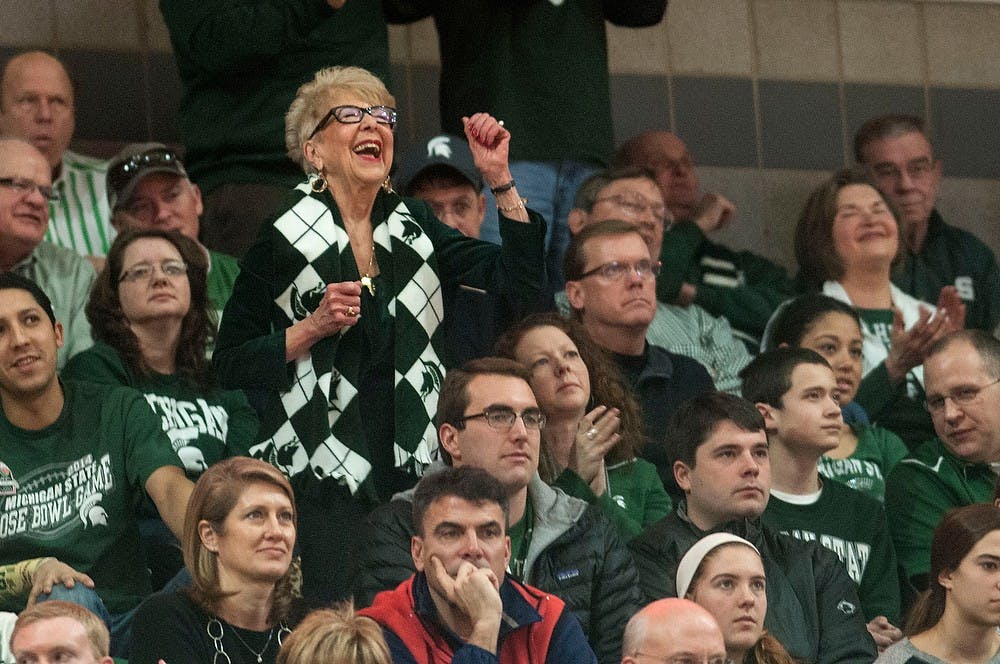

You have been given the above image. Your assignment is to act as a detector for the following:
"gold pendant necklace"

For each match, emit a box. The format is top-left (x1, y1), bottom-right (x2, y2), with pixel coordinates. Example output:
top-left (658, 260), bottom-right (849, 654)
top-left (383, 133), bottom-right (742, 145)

top-left (361, 244), bottom-right (376, 296)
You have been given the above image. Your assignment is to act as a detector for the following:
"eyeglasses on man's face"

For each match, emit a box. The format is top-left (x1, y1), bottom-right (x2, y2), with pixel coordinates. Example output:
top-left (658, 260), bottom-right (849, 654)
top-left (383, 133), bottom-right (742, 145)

top-left (457, 406), bottom-right (546, 432)
top-left (924, 378), bottom-right (1000, 413)
top-left (0, 177), bottom-right (57, 202)
top-left (594, 191), bottom-right (668, 225)
top-left (577, 259), bottom-right (661, 282)
top-left (309, 105), bottom-right (398, 139)
top-left (868, 157), bottom-right (935, 184)
top-left (119, 259), bottom-right (188, 284)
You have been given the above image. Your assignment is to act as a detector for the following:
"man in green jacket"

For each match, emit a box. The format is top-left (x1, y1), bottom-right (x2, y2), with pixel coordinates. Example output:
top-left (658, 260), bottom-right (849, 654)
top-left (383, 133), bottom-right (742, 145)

top-left (885, 330), bottom-right (1000, 596)
top-left (855, 114), bottom-right (1000, 333)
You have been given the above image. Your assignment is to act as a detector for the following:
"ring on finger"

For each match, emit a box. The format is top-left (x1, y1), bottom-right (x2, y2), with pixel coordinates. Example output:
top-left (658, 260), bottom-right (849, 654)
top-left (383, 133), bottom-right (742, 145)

top-left (347, 306), bottom-right (355, 317)
top-left (586, 427), bottom-right (599, 440)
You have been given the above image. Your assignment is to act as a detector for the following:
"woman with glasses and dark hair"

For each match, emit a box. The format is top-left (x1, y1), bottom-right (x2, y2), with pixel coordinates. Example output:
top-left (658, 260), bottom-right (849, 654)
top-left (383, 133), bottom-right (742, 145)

top-left (876, 503), bottom-right (1000, 663)
top-left (212, 65), bottom-right (546, 602)
top-left (495, 312), bottom-right (670, 539)
top-left (63, 228), bottom-right (257, 588)
top-left (790, 168), bottom-right (964, 448)
top-left (130, 457), bottom-right (300, 664)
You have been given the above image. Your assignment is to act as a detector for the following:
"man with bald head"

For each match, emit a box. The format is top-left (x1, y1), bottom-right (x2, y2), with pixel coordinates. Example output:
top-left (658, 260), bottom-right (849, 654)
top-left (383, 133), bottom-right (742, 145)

top-left (620, 598), bottom-right (727, 664)
top-left (0, 51), bottom-right (111, 259)
top-left (0, 138), bottom-right (93, 367)
top-left (615, 131), bottom-right (794, 343)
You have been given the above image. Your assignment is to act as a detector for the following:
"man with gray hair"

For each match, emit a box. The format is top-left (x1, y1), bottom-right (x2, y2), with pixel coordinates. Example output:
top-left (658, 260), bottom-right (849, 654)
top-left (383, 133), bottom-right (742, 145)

top-left (0, 51), bottom-right (111, 260)
top-left (620, 598), bottom-right (727, 664)
top-left (855, 113), bottom-right (1000, 333)
top-left (0, 137), bottom-right (93, 367)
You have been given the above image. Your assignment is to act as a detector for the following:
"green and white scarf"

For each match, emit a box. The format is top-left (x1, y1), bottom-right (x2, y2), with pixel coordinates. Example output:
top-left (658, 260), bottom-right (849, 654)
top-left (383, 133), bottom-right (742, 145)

top-left (250, 184), bottom-right (443, 493)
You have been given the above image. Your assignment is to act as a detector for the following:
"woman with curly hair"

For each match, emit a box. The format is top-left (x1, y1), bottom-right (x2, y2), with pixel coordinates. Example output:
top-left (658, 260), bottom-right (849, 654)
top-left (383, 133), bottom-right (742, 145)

top-left (496, 312), bottom-right (670, 539)
top-left (130, 457), bottom-right (301, 664)
top-left (64, 228), bottom-right (257, 587)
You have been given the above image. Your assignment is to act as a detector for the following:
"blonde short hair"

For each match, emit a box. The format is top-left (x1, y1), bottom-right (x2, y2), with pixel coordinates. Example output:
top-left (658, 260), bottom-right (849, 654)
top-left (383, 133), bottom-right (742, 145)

top-left (277, 601), bottom-right (390, 664)
top-left (11, 601), bottom-right (109, 660)
top-left (285, 66), bottom-right (395, 173)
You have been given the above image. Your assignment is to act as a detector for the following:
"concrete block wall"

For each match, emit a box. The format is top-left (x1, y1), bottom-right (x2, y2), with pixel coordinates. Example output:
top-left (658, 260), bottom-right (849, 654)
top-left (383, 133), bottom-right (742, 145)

top-left (3, 0), bottom-right (998, 269)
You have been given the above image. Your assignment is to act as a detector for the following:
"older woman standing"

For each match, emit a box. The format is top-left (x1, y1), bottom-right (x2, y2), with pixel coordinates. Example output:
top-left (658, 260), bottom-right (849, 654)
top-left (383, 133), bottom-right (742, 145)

top-left (214, 66), bottom-right (545, 601)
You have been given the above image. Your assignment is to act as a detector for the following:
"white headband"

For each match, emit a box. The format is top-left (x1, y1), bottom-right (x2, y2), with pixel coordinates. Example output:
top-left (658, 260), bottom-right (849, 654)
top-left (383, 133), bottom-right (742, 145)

top-left (675, 533), bottom-right (761, 599)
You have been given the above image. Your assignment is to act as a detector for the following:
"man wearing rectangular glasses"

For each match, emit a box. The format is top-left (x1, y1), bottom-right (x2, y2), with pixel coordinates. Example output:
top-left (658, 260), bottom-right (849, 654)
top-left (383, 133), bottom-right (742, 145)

top-left (0, 138), bottom-right (93, 368)
top-left (563, 220), bottom-right (715, 498)
top-left (855, 114), bottom-right (1000, 334)
top-left (886, 330), bottom-right (1000, 597)
top-left (357, 357), bottom-right (640, 664)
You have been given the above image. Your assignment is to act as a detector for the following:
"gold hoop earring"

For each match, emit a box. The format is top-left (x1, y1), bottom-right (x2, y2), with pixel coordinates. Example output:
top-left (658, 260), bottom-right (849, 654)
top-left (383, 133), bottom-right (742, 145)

top-left (382, 175), bottom-right (394, 194)
top-left (310, 174), bottom-right (327, 193)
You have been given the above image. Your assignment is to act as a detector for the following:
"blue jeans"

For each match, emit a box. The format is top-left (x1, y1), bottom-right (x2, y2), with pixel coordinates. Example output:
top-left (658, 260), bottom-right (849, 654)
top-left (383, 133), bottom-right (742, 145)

top-left (36, 584), bottom-right (136, 658)
top-left (482, 160), bottom-right (600, 290)
top-left (36, 568), bottom-right (192, 658)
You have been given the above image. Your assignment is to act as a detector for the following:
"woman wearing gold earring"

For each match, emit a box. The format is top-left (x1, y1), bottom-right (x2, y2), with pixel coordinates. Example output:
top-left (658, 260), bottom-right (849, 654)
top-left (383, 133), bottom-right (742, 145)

top-left (213, 66), bottom-right (545, 603)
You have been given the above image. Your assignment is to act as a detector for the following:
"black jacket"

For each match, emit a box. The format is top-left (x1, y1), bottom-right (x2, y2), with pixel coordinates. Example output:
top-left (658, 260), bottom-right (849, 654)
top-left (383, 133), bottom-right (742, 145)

top-left (355, 472), bottom-right (641, 664)
top-left (630, 503), bottom-right (877, 664)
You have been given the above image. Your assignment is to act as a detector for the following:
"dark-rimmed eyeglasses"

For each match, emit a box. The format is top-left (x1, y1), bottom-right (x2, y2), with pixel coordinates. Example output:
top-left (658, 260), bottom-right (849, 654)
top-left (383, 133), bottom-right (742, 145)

top-left (457, 406), bottom-right (546, 432)
top-left (119, 259), bottom-right (188, 284)
top-left (924, 378), bottom-right (1000, 413)
top-left (0, 177), bottom-right (57, 202)
top-left (577, 260), bottom-right (661, 281)
top-left (309, 105), bottom-right (398, 139)
top-left (107, 148), bottom-right (181, 199)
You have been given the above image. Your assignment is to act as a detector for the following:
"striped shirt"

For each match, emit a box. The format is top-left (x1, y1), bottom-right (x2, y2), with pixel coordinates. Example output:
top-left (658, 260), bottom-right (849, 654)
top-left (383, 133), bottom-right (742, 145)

top-left (45, 150), bottom-right (115, 257)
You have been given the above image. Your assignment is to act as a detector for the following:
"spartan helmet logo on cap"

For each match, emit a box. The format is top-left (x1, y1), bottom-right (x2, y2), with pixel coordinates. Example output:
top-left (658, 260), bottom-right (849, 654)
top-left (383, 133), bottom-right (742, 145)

top-left (427, 136), bottom-right (453, 159)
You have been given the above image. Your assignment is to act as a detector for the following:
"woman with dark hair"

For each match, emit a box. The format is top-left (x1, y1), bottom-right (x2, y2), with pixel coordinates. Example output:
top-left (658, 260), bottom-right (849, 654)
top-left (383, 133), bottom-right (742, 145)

top-left (876, 503), bottom-right (1000, 663)
top-left (63, 228), bottom-right (257, 586)
top-left (495, 312), bottom-right (670, 539)
top-left (790, 168), bottom-right (963, 447)
top-left (130, 457), bottom-right (300, 664)
top-left (766, 293), bottom-right (908, 500)
top-left (677, 533), bottom-right (795, 664)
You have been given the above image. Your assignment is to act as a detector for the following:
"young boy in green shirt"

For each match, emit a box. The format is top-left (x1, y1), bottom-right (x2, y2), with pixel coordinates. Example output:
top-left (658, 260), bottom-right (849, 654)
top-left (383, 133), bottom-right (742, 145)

top-left (741, 347), bottom-right (902, 652)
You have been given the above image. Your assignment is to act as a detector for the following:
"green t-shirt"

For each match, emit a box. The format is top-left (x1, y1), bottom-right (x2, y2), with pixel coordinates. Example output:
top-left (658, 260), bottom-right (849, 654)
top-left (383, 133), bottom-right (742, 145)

top-left (818, 424), bottom-right (909, 501)
top-left (0, 380), bottom-right (183, 614)
top-left (63, 343), bottom-right (258, 486)
top-left (763, 479), bottom-right (901, 624)
top-left (207, 249), bottom-right (240, 321)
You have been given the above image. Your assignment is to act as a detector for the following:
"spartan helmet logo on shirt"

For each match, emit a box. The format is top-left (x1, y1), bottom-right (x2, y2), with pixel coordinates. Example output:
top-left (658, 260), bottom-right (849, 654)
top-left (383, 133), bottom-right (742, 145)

top-left (79, 492), bottom-right (109, 528)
